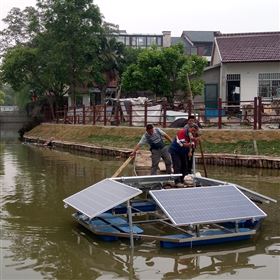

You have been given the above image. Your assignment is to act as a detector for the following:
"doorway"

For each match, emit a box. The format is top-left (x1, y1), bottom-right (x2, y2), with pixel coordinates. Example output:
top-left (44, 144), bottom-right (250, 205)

top-left (226, 74), bottom-right (240, 116)
top-left (205, 84), bottom-right (219, 118)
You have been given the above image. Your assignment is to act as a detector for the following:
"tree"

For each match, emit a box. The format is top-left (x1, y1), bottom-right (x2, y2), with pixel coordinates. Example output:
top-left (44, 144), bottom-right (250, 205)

top-left (36, 0), bottom-right (104, 108)
top-left (178, 54), bottom-right (207, 103)
top-left (0, 90), bottom-right (5, 105)
top-left (121, 46), bottom-right (170, 99)
top-left (0, 6), bottom-right (41, 57)
top-left (121, 64), bottom-right (146, 95)
top-left (121, 44), bottom-right (208, 104)
top-left (94, 36), bottom-right (125, 102)
top-left (0, 0), bottom-right (105, 118)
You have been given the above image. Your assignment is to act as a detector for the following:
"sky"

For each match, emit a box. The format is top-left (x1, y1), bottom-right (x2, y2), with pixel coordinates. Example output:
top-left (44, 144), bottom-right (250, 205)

top-left (0, 0), bottom-right (279, 36)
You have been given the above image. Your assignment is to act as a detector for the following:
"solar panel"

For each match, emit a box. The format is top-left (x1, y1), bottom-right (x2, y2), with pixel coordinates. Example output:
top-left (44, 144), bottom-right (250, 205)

top-left (63, 179), bottom-right (142, 218)
top-left (149, 185), bottom-right (267, 226)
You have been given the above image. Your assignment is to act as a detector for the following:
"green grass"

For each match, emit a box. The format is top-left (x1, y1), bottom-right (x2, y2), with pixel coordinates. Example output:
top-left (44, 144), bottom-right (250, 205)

top-left (88, 134), bottom-right (140, 149)
top-left (256, 140), bottom-right (280, 156)
top-left (200, 140), bottom-right (280, 156)
top-left (87, 135), bottom-right (280, 156)
top-left (27, 124), bottom-right (280, 157)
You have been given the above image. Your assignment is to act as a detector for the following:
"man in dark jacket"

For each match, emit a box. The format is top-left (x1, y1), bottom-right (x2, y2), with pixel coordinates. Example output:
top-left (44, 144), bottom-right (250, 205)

top-left (169, 124), bottom-right (199, 186)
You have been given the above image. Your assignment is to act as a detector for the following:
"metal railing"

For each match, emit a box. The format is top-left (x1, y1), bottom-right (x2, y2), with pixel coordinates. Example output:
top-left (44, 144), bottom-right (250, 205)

top-left (52, 97), bottom-right (280, 129)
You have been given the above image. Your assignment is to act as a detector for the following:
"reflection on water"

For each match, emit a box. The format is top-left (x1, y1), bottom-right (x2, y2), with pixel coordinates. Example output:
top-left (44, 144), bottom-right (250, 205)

top-left (1, 129), bottom-right (280, 280)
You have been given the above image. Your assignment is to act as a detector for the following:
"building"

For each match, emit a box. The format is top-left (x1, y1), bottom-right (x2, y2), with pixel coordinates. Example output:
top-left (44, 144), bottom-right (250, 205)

top-left (202, 31), bottom-right (280, 115)
top-left (172, 30), bottom-right (217, 63)
top-left (116, 30), bottom-right (171, 48)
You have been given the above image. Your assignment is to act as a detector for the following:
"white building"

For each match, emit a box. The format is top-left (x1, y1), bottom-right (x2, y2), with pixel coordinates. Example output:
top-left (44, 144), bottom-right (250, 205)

top-left (201, 32), bottom-right (280, 116)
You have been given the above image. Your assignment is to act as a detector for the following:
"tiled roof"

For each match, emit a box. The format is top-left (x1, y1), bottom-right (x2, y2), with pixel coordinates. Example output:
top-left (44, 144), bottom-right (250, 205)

top-left (215, 32), bottom-right (280, 62)
top-left (182, 31), bottom-right (217, 42)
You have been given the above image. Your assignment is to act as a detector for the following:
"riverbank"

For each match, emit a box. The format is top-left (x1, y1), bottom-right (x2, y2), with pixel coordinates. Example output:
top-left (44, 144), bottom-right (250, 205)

top-left (24, 123), bottom-right (280, 169)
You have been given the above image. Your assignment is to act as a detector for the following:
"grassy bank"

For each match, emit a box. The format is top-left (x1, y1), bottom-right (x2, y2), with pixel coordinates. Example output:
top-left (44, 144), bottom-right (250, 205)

top-left (25, 124), bottom-right (280, 157)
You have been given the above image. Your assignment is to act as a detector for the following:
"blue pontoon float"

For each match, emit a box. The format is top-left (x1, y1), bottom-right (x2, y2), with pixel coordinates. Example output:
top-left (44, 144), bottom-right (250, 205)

top-left (63, 174), bottom-right (276, 249)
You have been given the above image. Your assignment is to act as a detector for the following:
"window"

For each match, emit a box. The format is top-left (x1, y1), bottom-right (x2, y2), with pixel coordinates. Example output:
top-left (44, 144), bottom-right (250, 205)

top-left (197, 46), bottom-right (211, 56)
top-left (131, 37), bottom-right (137, 46)
top-left (137, 36), bottom-right (146, 47)
top-left (258, 73), bottom-right (280, 98)
top-left (157, 37), bottom-right (162, 46)
top-left (117, 36), bottom-right (125, 44)
top-left (147, 36), bottom-right (157, 46)
top-left (125, 36), bottom-right (130, 46)
top-left (227, 74), bottom-right (240, 81)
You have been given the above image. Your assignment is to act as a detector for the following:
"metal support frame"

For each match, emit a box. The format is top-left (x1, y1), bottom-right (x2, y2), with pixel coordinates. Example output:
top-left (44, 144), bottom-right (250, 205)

top-left (127, 200), bottom-right (134, 248)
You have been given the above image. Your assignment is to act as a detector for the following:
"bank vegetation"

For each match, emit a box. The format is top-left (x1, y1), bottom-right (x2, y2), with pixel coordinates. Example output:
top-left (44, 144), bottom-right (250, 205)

top-left (25, 124), bottom-right (280, 157)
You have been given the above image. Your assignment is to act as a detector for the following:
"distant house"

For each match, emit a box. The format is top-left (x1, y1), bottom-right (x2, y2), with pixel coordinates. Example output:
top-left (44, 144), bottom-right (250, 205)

top-left (116, 30), bottom-right (171, 48)
top-left (172, 31), bottom-right (218, 63)
top-left (201, 31), bottom-right (280, 115)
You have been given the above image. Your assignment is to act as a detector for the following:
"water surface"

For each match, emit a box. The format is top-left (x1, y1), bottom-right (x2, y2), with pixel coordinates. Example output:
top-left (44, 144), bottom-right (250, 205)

top-left (1, 131), bottom-right (279, 280)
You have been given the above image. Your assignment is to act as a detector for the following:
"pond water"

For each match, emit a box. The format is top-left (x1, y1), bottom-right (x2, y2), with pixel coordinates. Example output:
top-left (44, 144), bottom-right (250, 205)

top-left (1, 129), bottom-right (279, 280)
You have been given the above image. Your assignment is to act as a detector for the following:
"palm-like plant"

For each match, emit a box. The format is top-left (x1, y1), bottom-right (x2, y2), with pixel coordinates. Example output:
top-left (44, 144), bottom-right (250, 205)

top-left (98, 36), bottom-right (125, 95)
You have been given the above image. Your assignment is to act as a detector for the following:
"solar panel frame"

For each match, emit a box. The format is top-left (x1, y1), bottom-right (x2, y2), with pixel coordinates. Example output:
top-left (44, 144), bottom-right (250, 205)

top-left (113, 174), bottom-right (182, 185)
top-left (149, 185), bottom-right (267, 226)
top-left (63, 179), bottom-right (142, 219)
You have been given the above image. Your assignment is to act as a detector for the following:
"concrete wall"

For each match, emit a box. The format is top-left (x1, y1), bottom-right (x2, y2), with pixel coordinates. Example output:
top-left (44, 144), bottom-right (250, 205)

top-left (0, 106), bottom-right (19, 112)
top-left (162, 31), bottom-right (171, 47)
top-left (0, 111), bottom-right (29, 124)
top-left (203, 67), bottom-right (220, 84)
top-left (0, 110), bottom-right (29, 133)
top-left (221, 62), bottom-right (280, 101)
top-left (195, 66), bottom-right (220, 103)
top-left (82, 95), bottom-right (91, 106)
top-left (211, 40), bottom-right (221, 65)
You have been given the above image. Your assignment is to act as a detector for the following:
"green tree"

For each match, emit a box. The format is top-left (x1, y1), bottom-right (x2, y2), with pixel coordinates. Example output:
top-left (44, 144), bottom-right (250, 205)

top-left (121, 44), bottom-right (207, 104)
top-left (0, 84), bottom-right (22, 106)
top-left (94, 36), bottom-right (125, 101)
top-left (36, 0), bottom-right (104, 110)
top-left (121, 64), bottom-right (146, 95)
top-left (120, 47), bottom-right (143, 72)
top-left (0, 6), bottom-right (41, 56)
top-left (122, 46), bottom-right (168, 98)
top-left (178, 54), bottom-right (208, 103)
top-left (0, 0), bottom-right (105, 118)
top-left (0, 90), bottom-right (5, 105)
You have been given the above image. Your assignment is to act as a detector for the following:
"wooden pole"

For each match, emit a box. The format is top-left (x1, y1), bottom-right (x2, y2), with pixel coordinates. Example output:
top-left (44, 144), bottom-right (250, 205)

top-left (218, 98), bottom-right (222, 129)
top-left (112, 156), bottom-right (134, 177)
top-left (199, 141), bottom-right (208, 178)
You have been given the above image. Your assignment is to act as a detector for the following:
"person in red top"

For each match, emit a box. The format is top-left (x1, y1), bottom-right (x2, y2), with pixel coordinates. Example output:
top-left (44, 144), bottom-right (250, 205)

top-left (169, 124), bottom-right (199, 186)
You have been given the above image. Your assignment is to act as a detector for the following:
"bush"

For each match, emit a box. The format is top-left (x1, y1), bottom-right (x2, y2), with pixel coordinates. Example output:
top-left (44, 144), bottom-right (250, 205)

top-left (18, 116), bottom-right (43, 139)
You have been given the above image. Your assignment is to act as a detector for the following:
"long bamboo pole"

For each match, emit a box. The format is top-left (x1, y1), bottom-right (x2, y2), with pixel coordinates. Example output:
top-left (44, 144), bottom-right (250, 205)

top-left (199, 141), bottom-right (208, 177)
top-left (112, 156), bottom-right (134, 177)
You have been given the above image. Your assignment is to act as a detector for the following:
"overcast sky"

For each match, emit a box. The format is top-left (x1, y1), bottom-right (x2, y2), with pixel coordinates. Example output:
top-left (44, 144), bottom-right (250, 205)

top-left (0, 0), bottom-right (279, 36)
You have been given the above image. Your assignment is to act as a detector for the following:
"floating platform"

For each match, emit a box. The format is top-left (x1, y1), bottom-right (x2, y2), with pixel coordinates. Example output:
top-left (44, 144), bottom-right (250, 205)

top-left (63, 175), bottom-right (274, 249)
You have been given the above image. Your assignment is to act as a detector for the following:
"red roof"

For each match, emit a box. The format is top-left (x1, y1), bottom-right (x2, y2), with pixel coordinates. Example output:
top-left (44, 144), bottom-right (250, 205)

top-left (215, 32), bottom-right (280, 62)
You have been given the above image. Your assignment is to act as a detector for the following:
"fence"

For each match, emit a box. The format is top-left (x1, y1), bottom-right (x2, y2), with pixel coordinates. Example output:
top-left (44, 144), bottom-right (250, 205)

top-left (53, 97), bottom-right (280, 129)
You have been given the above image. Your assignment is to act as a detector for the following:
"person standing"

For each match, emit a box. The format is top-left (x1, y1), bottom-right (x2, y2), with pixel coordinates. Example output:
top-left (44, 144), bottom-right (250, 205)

top-left (169, 124), bottom-right (199, 186)
top-left (184, 115), bottom-right (201, 129)
top-left (131, 124), bottom-right (172, 175)
top-left (184, 116), bottom-right (201, 174)
top-left (44, 137), bottom-right (55, 148)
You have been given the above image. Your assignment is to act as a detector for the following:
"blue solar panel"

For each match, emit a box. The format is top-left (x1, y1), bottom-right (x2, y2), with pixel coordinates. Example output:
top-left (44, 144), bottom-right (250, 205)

top-left (63, 179), bottom-right (142, 218)
top-left (149, 185), bottom-right (267, 226)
